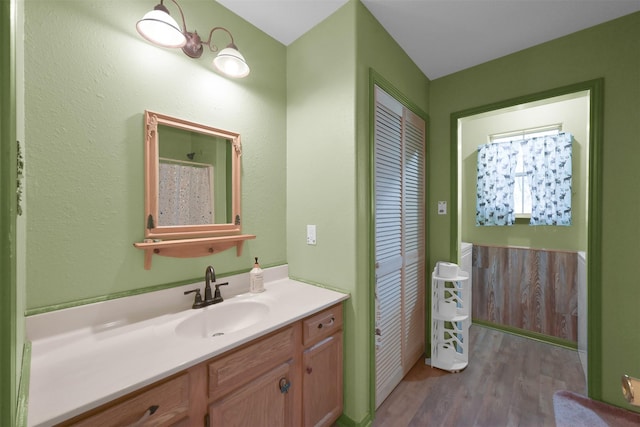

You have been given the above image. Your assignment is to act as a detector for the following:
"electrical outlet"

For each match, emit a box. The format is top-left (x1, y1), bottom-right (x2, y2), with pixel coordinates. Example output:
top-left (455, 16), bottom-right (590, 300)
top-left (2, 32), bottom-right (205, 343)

top-left (438, 201), bottom-right (447, 215)
top-left (306, 225), bottom-right (317, 245)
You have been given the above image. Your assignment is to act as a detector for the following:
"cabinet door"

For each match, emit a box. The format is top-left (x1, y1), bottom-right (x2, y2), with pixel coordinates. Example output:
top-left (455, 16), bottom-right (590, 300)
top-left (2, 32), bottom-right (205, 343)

top-left (208, 326), bottom-right (296, 401)
top-left (209, 361), bottom-right (296, 427)
top-left (302, 331), bottom-right (343, 427)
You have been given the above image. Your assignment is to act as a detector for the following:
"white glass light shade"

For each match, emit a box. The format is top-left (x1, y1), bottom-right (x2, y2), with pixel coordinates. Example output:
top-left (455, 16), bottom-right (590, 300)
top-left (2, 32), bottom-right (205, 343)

top-left (136, 9), bottom-right (187, 48)
top-left (212, 47), bottom-right (250, 78)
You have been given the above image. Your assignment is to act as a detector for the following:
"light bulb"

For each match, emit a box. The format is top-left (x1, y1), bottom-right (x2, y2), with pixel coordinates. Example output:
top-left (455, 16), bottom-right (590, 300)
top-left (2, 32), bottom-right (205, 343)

top-left (213, 47), bottom-right (250, 78)
top-left (136, 9), bottom-right (186, 48)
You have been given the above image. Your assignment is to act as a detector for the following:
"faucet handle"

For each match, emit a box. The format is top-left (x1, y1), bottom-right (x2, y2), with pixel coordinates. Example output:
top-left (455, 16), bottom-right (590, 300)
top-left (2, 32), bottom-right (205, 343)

top-left (213, 282), bottom-right (229, 304)
top-left (184, 288), bottom-right (204, 309)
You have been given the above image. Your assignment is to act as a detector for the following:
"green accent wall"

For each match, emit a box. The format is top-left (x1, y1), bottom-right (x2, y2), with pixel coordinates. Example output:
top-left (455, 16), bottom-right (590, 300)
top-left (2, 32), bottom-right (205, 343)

top-left (287, 1), bottom-right (429, 423)
top-left (355, 5), bottom-right (430, 421)
top-left (1, 0), bottom-right (17, 424)
top-left (1, 0), bottom-right (25, 425)
top-left (23, 0), bottom-right (287, 311)
top-left (430, 12), bottom-right (640, 409)
top-left (286, 3), bottom-right (361, 422)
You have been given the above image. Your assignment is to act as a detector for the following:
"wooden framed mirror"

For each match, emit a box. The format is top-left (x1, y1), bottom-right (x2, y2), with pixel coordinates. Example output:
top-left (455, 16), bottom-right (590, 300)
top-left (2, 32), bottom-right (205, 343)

top-left (144, 110), bottom-right (242, 239)
top-left (134, 110), bottom-right (255, 269)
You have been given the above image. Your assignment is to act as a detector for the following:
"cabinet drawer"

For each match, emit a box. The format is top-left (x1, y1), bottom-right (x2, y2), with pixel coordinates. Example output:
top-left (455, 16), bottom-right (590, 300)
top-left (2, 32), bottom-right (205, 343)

top-left (60, 373), bottom-right (190, 427)
top-left (208, 325), bottom-right (297, 400)
top-left (303, 304), bottom-right (343, 347)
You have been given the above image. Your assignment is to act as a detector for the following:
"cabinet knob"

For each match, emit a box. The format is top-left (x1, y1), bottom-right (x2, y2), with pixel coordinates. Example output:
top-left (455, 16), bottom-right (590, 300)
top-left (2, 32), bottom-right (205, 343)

top-left (279, 378), bottom-right (291, 394)
top-left (306, 367), bottom-right (313, 374)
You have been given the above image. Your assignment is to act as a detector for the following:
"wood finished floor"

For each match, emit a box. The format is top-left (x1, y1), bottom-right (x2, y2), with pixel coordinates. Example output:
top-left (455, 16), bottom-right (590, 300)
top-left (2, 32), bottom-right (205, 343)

top-left (372, 325), bottom-right (586, 427)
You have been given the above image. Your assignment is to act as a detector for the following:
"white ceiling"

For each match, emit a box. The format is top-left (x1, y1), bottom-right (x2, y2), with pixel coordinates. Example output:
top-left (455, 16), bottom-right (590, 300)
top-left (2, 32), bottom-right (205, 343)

top-left (217, 0), bottom-right (640, 80)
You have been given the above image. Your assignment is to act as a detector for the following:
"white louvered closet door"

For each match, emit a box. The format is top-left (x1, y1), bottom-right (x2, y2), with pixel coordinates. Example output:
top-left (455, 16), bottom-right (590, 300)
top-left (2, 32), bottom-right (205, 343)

top-left (402, 108), bottom-right (426, 371)
top-left (374, 86), bottom-right (426, 408)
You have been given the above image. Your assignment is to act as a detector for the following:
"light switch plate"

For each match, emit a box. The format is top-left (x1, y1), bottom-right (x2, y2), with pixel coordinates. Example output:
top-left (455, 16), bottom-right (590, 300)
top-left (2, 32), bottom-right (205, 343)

top-left (438, 201), bottom-right (447, 215)
top-left (306, 225), bottom-right (317, 245)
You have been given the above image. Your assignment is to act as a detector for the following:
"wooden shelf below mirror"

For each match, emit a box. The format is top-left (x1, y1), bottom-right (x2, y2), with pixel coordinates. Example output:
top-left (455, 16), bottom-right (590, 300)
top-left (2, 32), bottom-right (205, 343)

top-left (134, 234), bottom-right (256, 270)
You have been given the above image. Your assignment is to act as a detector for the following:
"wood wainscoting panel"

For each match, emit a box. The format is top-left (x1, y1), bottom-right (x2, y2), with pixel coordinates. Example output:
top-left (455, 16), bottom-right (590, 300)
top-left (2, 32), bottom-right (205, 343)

top-left (472, 245), bottom-right (578, 343)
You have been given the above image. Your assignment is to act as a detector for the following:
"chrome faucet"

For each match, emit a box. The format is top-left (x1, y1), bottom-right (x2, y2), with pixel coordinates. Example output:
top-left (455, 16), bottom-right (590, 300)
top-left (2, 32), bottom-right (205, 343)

top-left (204, 265), bottom-right (216, 305)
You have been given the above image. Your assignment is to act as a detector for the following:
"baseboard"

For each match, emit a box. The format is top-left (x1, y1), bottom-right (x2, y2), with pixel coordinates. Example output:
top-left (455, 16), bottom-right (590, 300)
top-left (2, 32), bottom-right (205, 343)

top-left (16, 341), bottom-right (31, 427)
top-left (473, 320), bottom-right (578, 349)
top-left (336, 411), bottom-right (374, 427)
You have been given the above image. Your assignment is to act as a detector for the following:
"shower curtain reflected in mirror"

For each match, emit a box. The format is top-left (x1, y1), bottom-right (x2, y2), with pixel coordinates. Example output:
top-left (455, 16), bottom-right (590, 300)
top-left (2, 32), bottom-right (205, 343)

top-left (158, 162), bottom-right (214, 226)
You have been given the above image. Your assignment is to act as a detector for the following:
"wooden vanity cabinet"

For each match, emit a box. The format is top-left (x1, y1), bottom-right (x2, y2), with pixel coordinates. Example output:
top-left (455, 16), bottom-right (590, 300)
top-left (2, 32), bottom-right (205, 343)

top-left (302, 305), bottom-right (344, 427)
top-left (207, 325), bottom-right (301, 427)
top-left (56, 303), bottom-right (343, 427)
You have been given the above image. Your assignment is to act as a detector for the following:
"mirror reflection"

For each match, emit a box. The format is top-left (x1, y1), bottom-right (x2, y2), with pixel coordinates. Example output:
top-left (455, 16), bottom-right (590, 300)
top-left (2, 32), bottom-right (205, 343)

top-left (157, 124), bottom-right (232, 226)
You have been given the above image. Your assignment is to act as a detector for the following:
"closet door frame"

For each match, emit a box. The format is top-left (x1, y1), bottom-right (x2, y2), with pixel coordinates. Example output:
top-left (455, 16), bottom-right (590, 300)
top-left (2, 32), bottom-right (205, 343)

top-left (369, 70), bottom-right (429, 410)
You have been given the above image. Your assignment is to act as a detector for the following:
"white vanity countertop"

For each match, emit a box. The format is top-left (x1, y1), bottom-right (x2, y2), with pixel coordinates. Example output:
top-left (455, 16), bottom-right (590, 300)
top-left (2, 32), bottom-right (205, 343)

top-left (27, 267), bottom-right (349, 426)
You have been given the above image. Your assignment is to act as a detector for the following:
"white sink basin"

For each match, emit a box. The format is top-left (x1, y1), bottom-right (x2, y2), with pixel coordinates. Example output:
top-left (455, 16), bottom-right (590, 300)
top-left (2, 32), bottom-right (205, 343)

top-left (175, 301), bottom-right (270, 339)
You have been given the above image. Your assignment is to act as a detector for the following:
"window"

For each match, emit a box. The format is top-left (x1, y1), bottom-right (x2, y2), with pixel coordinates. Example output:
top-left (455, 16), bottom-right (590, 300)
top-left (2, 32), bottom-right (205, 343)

top-left (477, 126), bottom-right (572, 226)
top-left (491, 126), bottom-right (561, 217)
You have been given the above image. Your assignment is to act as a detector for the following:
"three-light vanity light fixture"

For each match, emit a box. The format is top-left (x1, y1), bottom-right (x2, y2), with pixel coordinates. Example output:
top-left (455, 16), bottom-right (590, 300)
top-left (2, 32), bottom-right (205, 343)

top-left (136, 0), bottom-right (250, 78)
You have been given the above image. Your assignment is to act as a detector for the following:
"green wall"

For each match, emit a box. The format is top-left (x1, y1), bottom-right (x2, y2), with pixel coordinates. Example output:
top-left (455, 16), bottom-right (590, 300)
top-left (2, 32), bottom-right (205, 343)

top-left (287, 3), bottom-right (361, 422)
top-left (287, 1), bottom-right (429, 424)
top-left (430, 12), bottom-right (640, 409)
top-left (355, 1), bottom-right (430, 422)
top-left (24, 0), bottom-right (287, 311)
top-left (1, 0), bottom-right (19, 424)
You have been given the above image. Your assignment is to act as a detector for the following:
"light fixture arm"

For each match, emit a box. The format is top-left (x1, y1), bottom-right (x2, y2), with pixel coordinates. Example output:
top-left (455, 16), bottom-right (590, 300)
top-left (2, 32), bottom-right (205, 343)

top-left (158, 0), bottom-right (235, 58)
top-left (182, 25), bottom-right (237, 59)
top-left (165, 0), bottom-right (188, 33)
top-left (203, 27), bottom-right (237, 53)
top-left (157, 0), bottom-right (205, 59)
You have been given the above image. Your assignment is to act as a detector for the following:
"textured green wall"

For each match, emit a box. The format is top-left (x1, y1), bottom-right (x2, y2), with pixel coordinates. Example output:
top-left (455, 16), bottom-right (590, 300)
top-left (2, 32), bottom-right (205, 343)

top-left (460, 94), bottom-right (589, 250)
top-left (286, 5), bottom-right (357, 295)
top-left (355, 2), bottom-right (429, 422)
top-left (24, 0), bottom-right (287, 311)
top-left (1, 0), bottom-right (18, 424)
top-left (430, 12), bottom-right (640, 409)
top-left (286, 2), bottom-right (361, 422)
top-left (15, 0), bottom-right (27, 422)
top-left (287, 1), bottom-right (429, 424)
